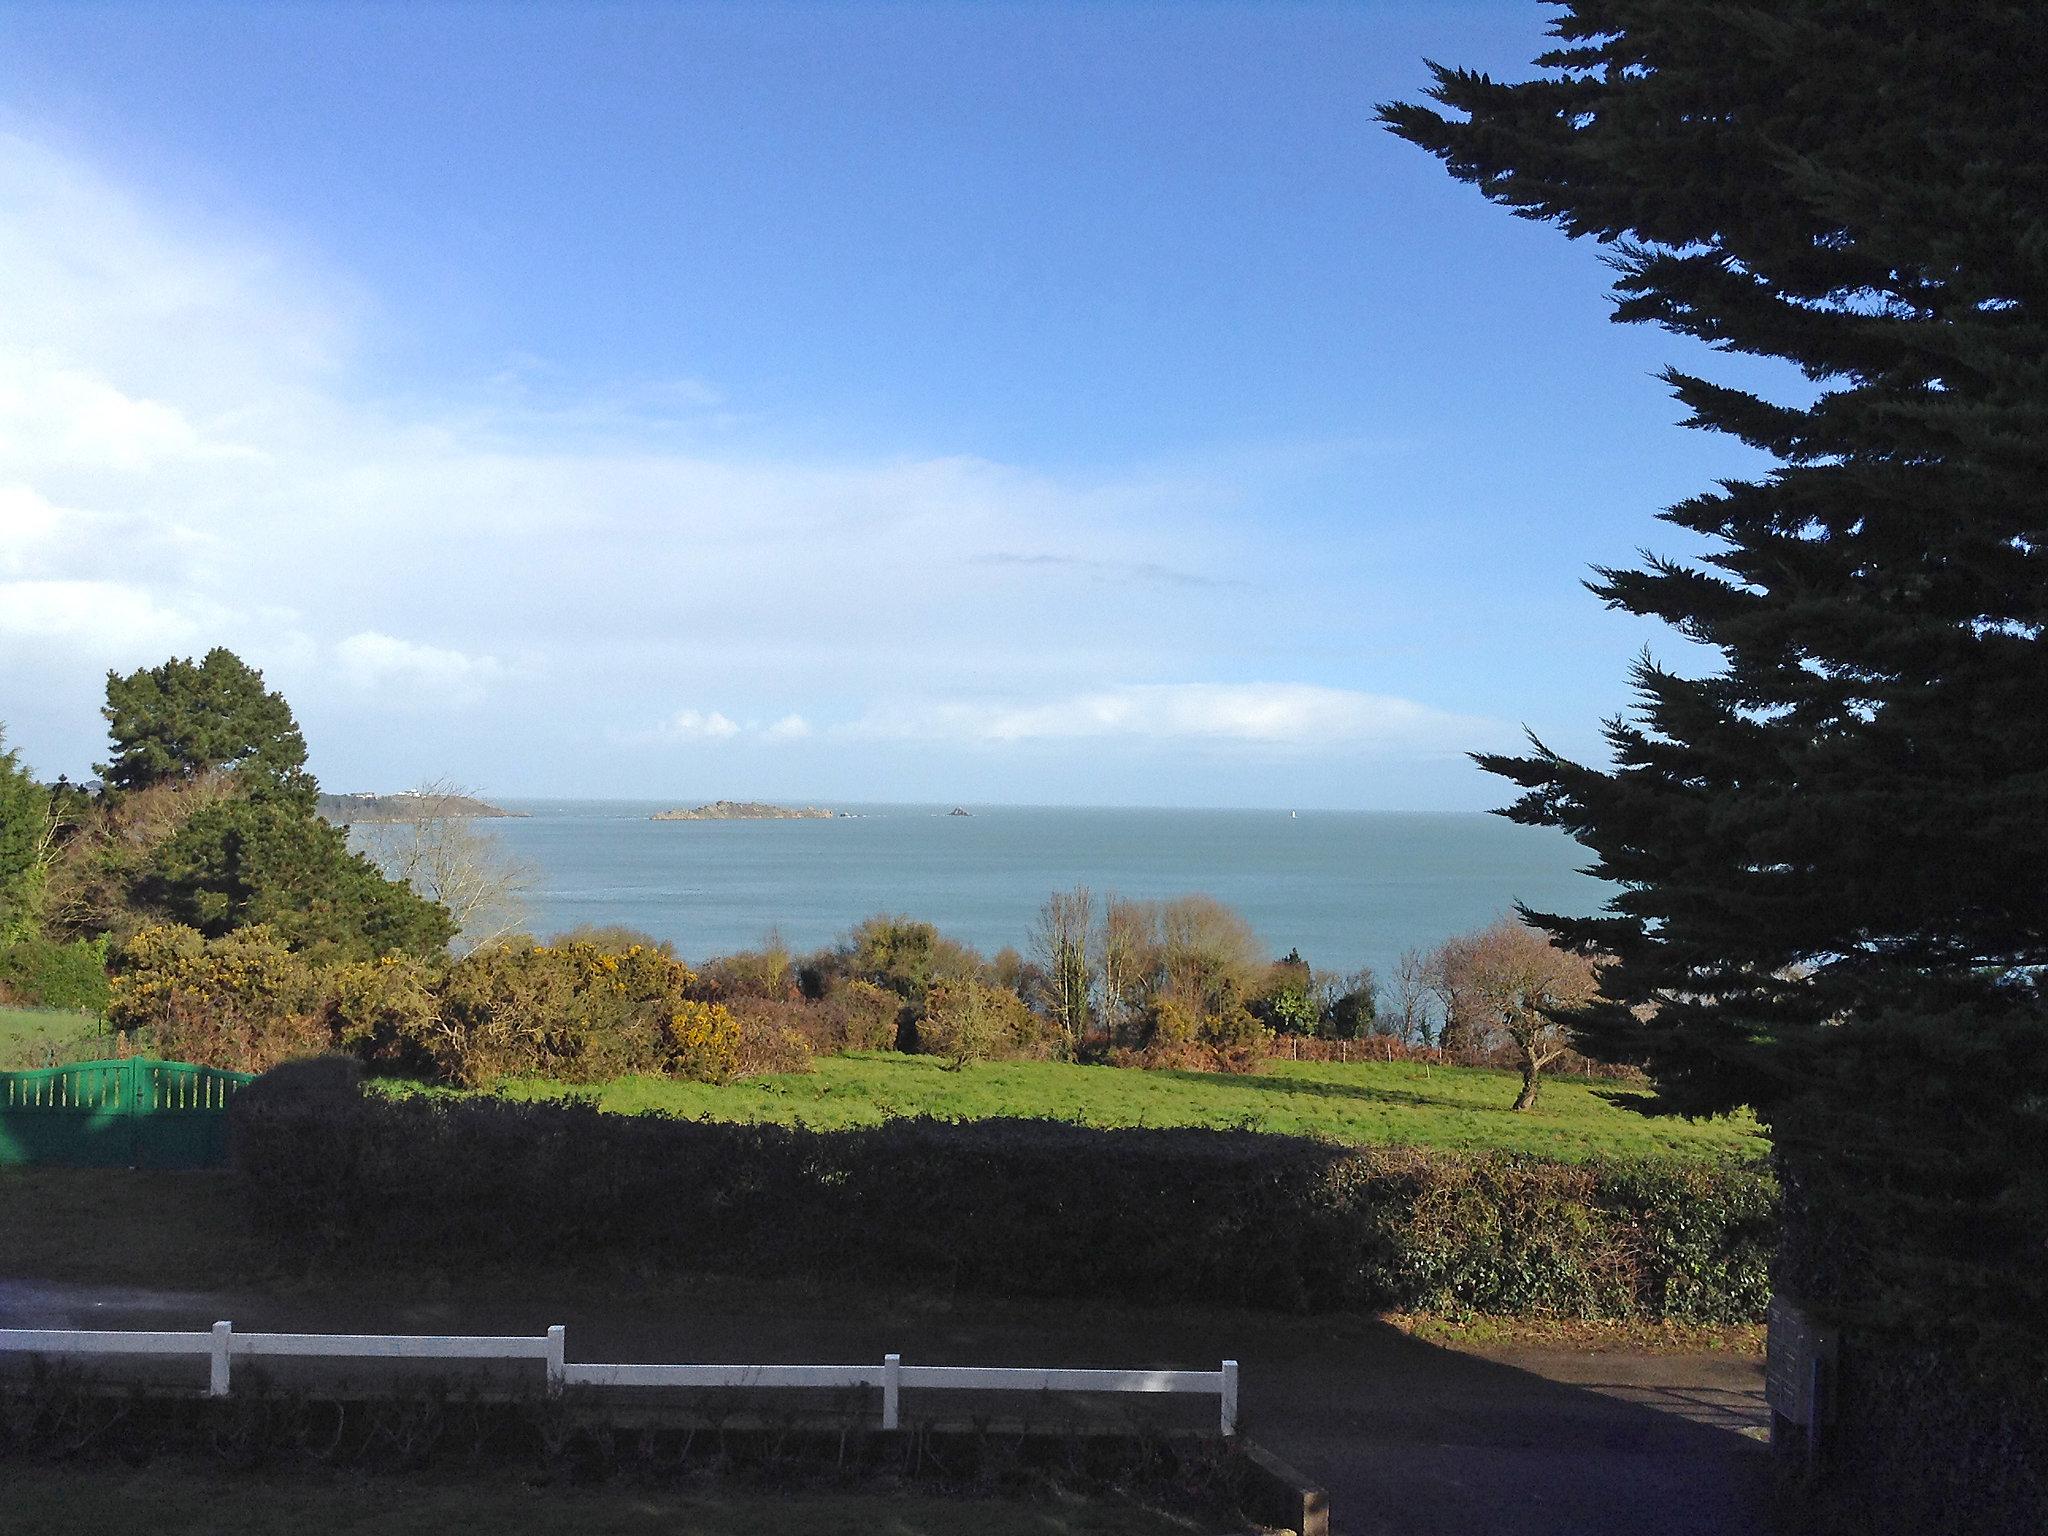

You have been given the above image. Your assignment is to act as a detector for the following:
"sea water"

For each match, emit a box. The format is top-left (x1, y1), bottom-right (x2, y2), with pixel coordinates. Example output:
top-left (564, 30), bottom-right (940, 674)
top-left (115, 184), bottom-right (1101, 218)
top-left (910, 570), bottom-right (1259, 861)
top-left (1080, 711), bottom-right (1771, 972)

top-left (463, 802), bottom-right (1610, 983)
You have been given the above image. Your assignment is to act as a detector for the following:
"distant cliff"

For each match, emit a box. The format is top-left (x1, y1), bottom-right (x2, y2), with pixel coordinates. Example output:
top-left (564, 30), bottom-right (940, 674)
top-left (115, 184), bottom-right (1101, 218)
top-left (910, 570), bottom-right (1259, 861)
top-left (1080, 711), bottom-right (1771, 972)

top-left (318, 791), bottom-right (522, 823)
top-left (652, 800), bottom-right (837, 821)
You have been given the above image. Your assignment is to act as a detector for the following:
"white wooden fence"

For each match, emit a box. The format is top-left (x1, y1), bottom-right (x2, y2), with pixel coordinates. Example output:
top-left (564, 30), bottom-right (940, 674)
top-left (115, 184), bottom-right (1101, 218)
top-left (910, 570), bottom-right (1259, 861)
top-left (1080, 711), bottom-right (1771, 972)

top-left (0, 1323), bottom-right (1238, 1434)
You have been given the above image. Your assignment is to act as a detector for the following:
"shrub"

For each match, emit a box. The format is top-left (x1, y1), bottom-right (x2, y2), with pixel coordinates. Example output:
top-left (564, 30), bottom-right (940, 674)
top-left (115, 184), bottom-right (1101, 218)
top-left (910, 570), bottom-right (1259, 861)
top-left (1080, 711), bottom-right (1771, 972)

top-left (0, 935), bottom-right (111, 1014)
top-left (732, 1006), bottom-right (815, 1078)
top-left (232, 1089), bottom-right (1777, 1321)
top-left (427, 940), bottom-right (740, 1086)
top-left (107, 923), bottom-right (327, 1071)
top-left (823, 978), bottom-right (901, 1051)
top-left (321, 955), bottom-right (440, 1074)
top-left (919, 980), bottom-right (1047, 1067)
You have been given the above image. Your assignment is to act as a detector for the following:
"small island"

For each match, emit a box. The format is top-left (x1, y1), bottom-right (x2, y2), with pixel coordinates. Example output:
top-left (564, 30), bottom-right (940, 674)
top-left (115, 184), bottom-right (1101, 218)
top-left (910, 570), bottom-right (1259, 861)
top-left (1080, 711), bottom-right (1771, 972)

top-left (318, 791), bottom-right (522, 823)
top-left (651, 800), bottom-right (838, 821)
top-left (948, 806), bottom-right (972, 816)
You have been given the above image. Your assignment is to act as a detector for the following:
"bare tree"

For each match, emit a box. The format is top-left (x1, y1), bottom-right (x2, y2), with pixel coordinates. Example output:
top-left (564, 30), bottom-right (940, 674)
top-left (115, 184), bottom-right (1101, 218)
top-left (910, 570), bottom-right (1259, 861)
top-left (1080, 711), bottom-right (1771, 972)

top-left (1094, 894), bottom-right (1152, 1041)
top-left (1031, 885), bottom-right (1094, 1057)
top-left (1388, 947), bottom-right (1433, 1046)
top-left (1427, 919), bottom-right (1599, 1110)
top-left (1157, 894), bottom-right (1264, 1012)
top-left (361, 779), bottom-right (534, 951)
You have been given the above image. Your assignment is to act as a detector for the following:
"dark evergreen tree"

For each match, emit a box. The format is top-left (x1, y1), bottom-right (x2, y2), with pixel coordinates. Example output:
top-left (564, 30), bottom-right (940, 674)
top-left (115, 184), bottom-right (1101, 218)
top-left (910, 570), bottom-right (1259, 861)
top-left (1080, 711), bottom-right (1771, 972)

top-left (1385, 5), bottom-right (2045, 1526)
top-left (0, 730), bottom-right (49, 940)
top-left (87, 650), bottom-right (454, 961)
top-left (145, 797), bottom-right (455, 962)
top-left (100, 648), bottom-right (315, 806)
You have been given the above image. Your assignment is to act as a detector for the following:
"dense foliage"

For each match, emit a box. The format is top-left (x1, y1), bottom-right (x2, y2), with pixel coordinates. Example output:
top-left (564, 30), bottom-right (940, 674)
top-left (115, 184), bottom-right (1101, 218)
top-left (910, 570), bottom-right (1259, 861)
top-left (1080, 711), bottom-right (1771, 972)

top-left (98, 648), bottom-right (316, 805)
top-left (108, 925), bottom-right (746, 1085)
top-left (1386, 3), bottom-right (2046, 1525)
top-left (233, 1082), bottom-right (1775, 1321)
top-left (24, 652), bottom-right (456, 964)
top-left (0, 936), bottom-right (111, 1015)
top-left (0, 731), bottom-right (49, 941)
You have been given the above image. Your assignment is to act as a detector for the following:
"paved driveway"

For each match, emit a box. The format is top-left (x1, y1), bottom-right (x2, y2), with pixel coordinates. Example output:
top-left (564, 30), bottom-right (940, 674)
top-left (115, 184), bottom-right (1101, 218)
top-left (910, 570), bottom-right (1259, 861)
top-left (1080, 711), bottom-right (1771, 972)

top-left (0, 1277), bottom-right (1773, 1535)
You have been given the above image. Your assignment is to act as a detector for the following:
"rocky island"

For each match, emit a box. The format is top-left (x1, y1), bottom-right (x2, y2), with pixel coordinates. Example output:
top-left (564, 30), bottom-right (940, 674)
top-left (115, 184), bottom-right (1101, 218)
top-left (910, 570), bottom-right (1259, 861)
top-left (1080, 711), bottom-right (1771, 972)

top-left (651, 800), bottom-right (838, 821)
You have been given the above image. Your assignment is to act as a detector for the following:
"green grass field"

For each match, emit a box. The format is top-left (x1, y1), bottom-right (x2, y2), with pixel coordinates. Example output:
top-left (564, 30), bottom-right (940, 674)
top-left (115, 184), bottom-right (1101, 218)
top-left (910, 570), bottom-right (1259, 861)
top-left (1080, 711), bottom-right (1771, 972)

top-left (427, 1052), bottom-right (1761, 1161)
top-left (0, 1003), bottom-right (109, 1069)
top-left (2, 1462), bottom-right (1214, 1536)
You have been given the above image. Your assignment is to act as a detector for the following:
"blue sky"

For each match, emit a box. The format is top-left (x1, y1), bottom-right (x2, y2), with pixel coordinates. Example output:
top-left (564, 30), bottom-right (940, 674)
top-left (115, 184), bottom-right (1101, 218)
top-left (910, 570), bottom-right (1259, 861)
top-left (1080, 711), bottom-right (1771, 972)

top-left (0, 1), bottom-right (1773, 808)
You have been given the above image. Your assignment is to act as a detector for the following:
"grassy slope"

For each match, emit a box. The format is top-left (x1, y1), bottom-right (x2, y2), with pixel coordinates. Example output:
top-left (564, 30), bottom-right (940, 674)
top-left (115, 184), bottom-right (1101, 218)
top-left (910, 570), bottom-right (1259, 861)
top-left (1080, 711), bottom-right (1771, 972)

top-left (442, 1052), bottom-right (1761, 1161)
top-left (2, 1463), bottom-right (1208, 1536)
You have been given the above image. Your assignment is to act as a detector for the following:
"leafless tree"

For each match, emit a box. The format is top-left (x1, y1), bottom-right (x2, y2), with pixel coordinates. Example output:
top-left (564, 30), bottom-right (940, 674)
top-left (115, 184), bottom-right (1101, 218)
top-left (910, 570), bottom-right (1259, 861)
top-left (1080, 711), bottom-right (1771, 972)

top-left (360, 779), bottom-right (534, 952)
top-left (1427, 919), bottom-right (1599, 1110)
top-left (1387, 947), bottom-right (1434, 1046)
top-left (1094, 894), bottom-right (1152, 1039)
top-left (1031, 885), bottom-right (1094, 1056)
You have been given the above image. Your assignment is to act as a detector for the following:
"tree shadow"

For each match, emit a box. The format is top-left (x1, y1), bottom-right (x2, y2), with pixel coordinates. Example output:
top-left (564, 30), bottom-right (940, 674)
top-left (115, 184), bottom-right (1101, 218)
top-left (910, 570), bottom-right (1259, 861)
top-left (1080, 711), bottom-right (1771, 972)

top-left (1149, 1068), bottom-right (1511, 1116)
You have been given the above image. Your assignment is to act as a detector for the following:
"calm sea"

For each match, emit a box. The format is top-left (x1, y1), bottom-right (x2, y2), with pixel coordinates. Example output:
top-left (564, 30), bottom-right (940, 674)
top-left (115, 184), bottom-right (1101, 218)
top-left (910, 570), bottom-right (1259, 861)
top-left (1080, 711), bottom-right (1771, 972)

top-left (461, 802), bottom-right (1610, 984)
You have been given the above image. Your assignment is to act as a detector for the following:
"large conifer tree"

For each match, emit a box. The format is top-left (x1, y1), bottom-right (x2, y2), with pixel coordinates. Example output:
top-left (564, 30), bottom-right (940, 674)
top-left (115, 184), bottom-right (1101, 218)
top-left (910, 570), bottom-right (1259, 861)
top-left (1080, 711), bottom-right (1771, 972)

top-left (1384, 4), bottom-right (2044, 1517)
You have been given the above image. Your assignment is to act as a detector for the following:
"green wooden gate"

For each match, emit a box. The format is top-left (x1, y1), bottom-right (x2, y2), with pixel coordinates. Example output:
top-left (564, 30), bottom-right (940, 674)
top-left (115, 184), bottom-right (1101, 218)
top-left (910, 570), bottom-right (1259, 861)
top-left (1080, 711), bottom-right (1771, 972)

top-left (0, 1058), bottom-right (254, 1170)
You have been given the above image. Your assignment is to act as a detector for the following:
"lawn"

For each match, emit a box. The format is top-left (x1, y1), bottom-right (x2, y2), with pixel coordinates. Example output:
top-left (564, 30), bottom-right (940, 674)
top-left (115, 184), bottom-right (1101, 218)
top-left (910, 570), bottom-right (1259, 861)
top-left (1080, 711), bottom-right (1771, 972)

top-left (0, 1004), bottom-right (109, 1069)
top-left (427, 1052), bottom-right (1762, 1161)
top-left (1, 1462), bottom-right (1217, 1536)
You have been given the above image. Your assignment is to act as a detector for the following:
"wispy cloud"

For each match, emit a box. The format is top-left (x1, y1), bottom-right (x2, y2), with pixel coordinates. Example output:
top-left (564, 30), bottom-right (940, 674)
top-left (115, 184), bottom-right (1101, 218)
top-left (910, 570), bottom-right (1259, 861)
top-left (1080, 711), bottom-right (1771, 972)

top-left (843, 683), bottom-right (1496, 754)
top-left (973, 551), bottom-right (1244, 590)
top-left (653, 709), bottom-right (743, 742)
top-left (334, 631), bottom-right (502, 706)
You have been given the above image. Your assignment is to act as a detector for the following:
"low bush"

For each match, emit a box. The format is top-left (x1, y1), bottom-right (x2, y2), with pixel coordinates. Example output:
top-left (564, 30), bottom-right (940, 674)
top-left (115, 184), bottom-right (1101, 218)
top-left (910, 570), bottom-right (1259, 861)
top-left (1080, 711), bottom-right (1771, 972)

top-left (0, 936), bottom-right (111, 1014)
top-left (107, 924), bottom-right (327, 1072)
top-left (918, 980), bottom-right (1048, 1067)
top-left (233, 1088), bottom-right (1775, 1321)
top-left (427, 940), bottom-right (740, 1086)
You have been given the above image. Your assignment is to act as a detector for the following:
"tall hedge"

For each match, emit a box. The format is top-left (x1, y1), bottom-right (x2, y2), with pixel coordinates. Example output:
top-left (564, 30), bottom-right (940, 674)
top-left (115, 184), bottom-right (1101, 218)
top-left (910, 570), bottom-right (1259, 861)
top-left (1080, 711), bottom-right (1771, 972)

top-left (231, 1087), bottom-right (1774, 1321)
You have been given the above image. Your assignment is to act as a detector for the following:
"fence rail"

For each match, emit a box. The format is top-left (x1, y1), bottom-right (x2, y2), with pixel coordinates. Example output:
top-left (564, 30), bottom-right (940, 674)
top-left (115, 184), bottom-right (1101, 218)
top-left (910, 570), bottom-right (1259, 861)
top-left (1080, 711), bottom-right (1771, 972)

top-left (0, 1323), bottom-right (1237, 1434)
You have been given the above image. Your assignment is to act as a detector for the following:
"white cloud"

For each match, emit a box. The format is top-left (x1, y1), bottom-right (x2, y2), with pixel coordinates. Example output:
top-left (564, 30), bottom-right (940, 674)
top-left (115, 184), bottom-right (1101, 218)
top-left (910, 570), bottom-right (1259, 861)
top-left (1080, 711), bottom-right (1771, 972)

top-left (656, 709), bottom-right (742, 741)
top-left (334, 631), bottom-right (501, 704)
top-left (0, 578), bottom-right (215, 654)
top-left (0, 485), bottom-right (64, 574)
top-left (845, 683), bottom-right (1495, 753)
top-left (0, 126), bottom-right (1497, 804)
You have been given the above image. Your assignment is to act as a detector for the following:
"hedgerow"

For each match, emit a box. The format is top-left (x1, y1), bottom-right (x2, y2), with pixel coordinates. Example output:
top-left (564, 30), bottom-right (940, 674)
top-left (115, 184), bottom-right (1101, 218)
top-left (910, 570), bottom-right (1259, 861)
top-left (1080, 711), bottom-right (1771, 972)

top-left (231, 1083), bottom-right (1774, 1321)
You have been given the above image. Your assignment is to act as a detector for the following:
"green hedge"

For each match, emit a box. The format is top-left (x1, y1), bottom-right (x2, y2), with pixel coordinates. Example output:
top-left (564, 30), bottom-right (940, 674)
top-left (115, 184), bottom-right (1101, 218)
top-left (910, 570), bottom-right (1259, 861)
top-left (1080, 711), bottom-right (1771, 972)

top-left (231, 1087), bottom-right (1776, 1321)
top-left (0, 936), bottom-right (110, 1014)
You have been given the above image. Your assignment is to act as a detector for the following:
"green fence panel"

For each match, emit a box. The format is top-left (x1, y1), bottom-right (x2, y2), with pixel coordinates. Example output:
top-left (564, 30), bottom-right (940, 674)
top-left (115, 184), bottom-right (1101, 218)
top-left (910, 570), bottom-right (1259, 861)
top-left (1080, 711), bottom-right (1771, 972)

top-left (0, 1058), bottom-right (255, 1169)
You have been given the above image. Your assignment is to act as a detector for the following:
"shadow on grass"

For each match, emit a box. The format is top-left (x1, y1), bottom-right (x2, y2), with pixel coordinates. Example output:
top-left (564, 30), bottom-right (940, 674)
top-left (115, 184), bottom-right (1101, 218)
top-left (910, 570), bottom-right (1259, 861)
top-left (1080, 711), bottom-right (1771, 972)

top-left (1146, 1068), bottom-right (1512, 1117)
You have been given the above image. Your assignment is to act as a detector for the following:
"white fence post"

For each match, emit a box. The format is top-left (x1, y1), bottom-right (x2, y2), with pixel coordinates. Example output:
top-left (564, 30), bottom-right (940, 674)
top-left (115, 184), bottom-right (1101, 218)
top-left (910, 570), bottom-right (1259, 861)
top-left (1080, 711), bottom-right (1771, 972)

top-left (209, 1321), bottom-right (232, 1398)
top-left (545, 1326), bottom-right (565, 1395)
top-left (883, 1352), bottom-right (901, 1430)
top-left (1220, 1359), bottom-right (1238, 1436)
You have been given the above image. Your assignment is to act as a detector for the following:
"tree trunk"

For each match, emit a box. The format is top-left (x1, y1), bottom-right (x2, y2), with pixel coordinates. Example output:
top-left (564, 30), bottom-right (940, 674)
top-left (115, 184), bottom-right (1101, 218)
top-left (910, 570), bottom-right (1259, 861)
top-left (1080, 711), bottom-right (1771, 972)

top-left (1513, 1054), bottom-right (1541, 1111)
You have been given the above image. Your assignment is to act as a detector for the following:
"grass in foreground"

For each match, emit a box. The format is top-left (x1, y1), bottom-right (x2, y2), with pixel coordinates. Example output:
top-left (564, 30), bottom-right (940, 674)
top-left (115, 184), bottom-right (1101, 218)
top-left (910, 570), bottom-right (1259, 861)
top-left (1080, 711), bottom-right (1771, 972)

top-left (1, 1461), bottom-right (1216, 1536)
top-left (438, 1052), bottom-right (1761, 1161)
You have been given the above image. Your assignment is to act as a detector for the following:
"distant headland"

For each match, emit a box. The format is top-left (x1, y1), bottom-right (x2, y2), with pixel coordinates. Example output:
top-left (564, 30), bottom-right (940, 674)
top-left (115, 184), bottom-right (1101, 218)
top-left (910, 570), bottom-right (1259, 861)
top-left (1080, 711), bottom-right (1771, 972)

top-left (651, 800), bottom-right (838, 821)
top-left (317, 791), bottom-right (523, 823)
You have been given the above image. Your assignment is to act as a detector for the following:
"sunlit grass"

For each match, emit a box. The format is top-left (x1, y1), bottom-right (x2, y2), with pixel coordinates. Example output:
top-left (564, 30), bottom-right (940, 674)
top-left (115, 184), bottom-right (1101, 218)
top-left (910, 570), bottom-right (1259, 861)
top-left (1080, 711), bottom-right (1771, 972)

top-left (411, 1052), bottom-right (1763, 1162)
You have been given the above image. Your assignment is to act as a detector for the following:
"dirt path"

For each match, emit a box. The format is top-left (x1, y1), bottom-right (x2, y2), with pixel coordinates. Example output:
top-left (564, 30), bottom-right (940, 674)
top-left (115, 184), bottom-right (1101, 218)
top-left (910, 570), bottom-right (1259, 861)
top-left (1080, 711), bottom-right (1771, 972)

top-left (0, 1278), bottom-right (1773, 1536)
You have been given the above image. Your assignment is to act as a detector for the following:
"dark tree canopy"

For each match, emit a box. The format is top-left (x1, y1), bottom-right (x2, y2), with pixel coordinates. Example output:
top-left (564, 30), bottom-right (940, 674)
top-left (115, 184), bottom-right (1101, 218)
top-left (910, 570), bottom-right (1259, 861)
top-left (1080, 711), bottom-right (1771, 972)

top-left (145, 797), bottom-right (456, 962)
top-left (0, 730), bottom-right (48, 939)
top-left (1383, 0), bottom-right (2046, 1396)
top-left (100, 648), bottom-right (315, 806)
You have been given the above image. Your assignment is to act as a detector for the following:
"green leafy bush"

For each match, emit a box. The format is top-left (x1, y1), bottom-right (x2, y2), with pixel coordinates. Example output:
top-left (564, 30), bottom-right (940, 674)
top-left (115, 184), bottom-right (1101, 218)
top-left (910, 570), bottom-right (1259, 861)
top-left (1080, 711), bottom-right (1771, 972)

top-left (233, 1088), bottom-right (1776, 1321)
top-left (108, 923), bottom-right (327, 1071)
top-left (918, 980), bottom-right (1047, 1067)
top-left (427, 940), bottom-right (740, 1086)
top-left (0, 936), bottom-right (111, 1014)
